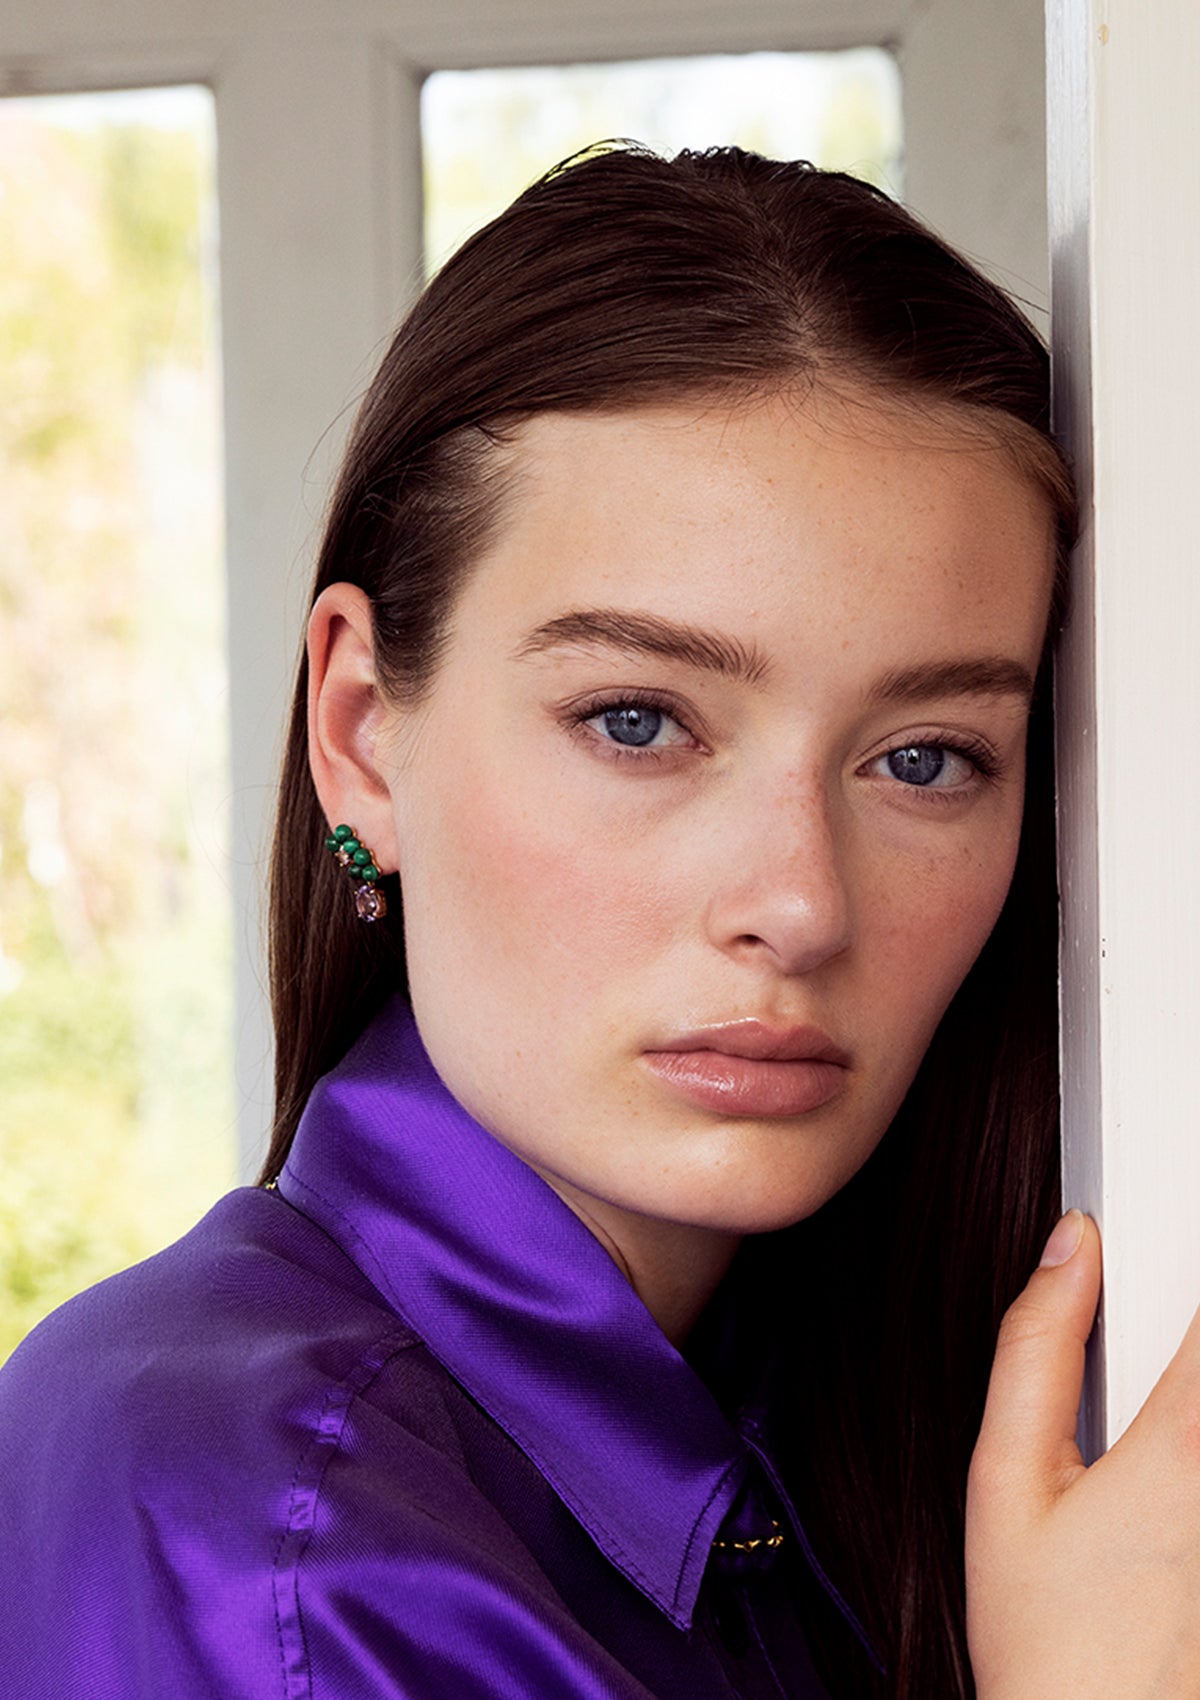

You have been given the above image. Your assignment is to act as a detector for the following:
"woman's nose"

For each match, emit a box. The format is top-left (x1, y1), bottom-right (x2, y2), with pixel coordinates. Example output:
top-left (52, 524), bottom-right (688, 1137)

top-left (703, 785), bottom-right (853, 977)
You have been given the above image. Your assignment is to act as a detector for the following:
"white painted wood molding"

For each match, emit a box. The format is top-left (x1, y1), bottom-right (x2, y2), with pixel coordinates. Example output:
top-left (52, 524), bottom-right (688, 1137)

top-left (1049, 0), bottom-right (1200, 1450)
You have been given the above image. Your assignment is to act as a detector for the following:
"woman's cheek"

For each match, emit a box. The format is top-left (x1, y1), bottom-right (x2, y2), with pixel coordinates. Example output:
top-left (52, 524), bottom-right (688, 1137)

top-left (404, 756), bottom-right (677, 1012)
top-left (874, 829), bottom-right (1021, 1024)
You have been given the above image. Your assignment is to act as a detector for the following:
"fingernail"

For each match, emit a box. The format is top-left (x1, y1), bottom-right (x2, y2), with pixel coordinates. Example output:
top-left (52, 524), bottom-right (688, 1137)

top-left (1039, 1208), bottom-right (1085, 1268)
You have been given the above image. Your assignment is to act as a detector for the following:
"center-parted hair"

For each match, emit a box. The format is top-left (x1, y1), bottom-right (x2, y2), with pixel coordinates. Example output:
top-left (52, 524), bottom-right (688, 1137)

top-left (265, 144), bottom-right (1074, 1699)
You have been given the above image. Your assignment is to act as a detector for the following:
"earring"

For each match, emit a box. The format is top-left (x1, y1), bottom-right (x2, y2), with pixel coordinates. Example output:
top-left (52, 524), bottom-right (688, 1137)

top-left (324, 824), bottom-right (388, 922)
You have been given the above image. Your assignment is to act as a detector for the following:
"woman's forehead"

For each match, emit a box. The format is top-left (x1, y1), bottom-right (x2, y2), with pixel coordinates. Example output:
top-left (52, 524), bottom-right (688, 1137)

top-left (458, 392), bottom-right (1057, 658)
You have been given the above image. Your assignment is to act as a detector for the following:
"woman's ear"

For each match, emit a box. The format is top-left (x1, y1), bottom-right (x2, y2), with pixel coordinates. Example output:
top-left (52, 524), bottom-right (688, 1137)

top-left (307, 583), bottom-right (400, 874)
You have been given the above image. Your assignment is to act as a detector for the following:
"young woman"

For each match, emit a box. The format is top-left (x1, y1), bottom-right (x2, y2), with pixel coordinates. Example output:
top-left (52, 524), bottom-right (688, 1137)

top-left (3, 144), bottom-right (1199, 1700)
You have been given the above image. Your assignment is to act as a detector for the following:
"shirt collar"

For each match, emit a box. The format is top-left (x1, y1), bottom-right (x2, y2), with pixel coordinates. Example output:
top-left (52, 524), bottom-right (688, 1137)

top-left (278, 996), bottom-right (747, 1629)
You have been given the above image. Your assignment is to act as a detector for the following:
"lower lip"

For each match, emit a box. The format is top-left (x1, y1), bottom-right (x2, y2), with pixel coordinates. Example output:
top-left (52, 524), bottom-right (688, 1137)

top-left (641, 1050), bottom-right (848, 1117)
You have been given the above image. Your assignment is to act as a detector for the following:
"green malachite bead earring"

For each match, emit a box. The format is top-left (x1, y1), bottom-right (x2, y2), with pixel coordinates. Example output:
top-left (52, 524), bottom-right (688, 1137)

top-left (324, 823), bottom-right (387, 922)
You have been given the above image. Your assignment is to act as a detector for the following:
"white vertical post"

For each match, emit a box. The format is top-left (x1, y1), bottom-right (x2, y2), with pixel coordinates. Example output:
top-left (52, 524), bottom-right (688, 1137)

top-left (215, 33), bottom-right (424, 1176)
top-left (1047, 0), bottom-right (1200, 1449)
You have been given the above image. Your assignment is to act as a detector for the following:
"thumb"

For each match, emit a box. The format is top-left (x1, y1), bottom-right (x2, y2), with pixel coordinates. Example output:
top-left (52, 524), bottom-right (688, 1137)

top-left (970, 1210), bottom-right (1102, 1521)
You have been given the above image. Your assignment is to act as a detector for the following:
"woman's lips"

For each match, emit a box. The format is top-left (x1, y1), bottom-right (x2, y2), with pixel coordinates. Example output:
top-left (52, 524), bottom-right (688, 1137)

top-left (641, 1024), bottom-right (850, 1118)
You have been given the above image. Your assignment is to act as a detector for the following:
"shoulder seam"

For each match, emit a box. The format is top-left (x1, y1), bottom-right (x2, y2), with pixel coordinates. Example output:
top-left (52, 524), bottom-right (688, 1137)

top-left (270, 1327), bottom-right (419, 1699)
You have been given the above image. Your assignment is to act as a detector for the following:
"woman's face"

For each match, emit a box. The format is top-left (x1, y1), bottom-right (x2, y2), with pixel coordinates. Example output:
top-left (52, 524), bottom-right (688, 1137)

top-left (371, 392), bottom-right (1055, 1247)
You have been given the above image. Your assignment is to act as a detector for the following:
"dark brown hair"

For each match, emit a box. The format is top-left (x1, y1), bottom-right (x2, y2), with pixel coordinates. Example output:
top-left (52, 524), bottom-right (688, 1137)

top-left (263, 145), bottom-right (1075, 1698)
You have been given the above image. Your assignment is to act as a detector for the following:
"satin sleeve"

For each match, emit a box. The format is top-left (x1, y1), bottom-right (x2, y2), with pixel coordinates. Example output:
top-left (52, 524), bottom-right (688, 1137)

top-left (0, 1355), bottom-right (658, 1700)
top-left (0, 1197), bottom-right (712, 1700)
top-left (0, 1476), bottom-right (657, 1700)
top-left (278, 1369), bottom-right (661, 1700)
top-left (292, 1536), bottom-right (660, 1699)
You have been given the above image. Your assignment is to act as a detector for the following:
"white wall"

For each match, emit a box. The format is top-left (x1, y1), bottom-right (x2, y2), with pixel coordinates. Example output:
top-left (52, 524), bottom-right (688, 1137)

top-left (903, 0), bottom-right (1050, 317)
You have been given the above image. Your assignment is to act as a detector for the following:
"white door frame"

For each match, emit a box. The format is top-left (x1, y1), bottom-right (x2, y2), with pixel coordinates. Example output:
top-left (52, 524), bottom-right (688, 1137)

top-left (1047, 0), bottom-right (1200, 1449)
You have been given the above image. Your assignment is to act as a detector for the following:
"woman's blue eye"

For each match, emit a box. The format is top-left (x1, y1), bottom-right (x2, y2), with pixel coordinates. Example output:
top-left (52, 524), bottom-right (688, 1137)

top-left (884, 744), bottom-right (971, 788)
top-left (888, 745), bottom-right (945, 785)
top-left (578, 699), bottom-right (696, 756)
top-left (597, 705), bottom-right (666, 747)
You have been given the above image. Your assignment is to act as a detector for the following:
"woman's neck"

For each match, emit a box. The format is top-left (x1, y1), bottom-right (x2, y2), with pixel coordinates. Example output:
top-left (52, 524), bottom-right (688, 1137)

top-left (530, 1168), bottom-right (742, 1347)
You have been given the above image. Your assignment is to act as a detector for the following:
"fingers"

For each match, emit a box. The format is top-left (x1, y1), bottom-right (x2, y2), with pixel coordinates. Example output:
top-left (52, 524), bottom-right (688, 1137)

top-left (970, 1210), bottom-right (1102, 1523)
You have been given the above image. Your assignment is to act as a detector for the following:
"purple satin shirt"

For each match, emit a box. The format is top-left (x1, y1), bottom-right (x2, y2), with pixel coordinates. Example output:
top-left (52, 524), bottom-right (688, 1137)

top-left (0, 998), bottom-right (875, 1697)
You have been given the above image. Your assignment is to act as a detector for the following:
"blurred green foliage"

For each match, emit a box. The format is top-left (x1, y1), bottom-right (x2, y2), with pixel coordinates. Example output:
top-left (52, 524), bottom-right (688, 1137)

top-left (0, 92), bottom-right (234, 1364)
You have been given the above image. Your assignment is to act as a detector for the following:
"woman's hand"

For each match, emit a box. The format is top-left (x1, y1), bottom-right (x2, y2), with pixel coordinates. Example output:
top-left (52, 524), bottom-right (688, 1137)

top-left (967, 1210), bottom-right (1200, 1699)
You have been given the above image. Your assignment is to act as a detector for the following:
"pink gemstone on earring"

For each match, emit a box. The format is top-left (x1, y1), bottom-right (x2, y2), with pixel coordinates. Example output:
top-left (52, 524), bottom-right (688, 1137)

top-left (354, 884), bottom-right (387, 922)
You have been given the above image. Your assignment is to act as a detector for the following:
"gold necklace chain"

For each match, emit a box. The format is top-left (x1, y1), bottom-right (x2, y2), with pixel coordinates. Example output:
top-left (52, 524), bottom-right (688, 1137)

top-left (711, 1519), bottom-right (784, 1554)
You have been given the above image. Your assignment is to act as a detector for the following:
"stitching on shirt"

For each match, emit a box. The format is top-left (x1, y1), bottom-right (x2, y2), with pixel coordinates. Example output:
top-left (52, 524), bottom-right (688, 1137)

top-left (271, 1329), bottom-right (418, 1700)
top-left (743, 1435), bottom-right (885, 1676)
top-left (273, 1172), bottom-right (408, 1320)
top-left (281, 1168), bottom-right (412, 1321)
top-left (745, 1592), bottom-right (791, 1700)
top-left (674, 1456), bottom-right (743, 1617)
top-left (281, 1165), bottom-right (737, 1629)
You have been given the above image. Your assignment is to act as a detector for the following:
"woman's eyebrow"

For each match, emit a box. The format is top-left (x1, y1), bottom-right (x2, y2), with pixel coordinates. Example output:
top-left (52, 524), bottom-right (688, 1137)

top-left (867, 657), bottom-right (1036, 706)
top-left (514, 608), bottom-right (770, 685)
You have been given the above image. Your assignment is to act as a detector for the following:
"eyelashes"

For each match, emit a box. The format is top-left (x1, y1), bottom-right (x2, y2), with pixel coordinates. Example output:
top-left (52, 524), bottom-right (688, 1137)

top-left (873, 734), bottom-right (1003, 788)
top-left (561, 689), bottom-right (1007, 792)
top-left (565, 689), bottom-right (703, 763)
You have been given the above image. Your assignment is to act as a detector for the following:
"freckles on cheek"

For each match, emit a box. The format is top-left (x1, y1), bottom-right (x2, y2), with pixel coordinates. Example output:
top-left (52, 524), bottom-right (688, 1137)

top-left (877, 836), bottom-right (1020, 1012)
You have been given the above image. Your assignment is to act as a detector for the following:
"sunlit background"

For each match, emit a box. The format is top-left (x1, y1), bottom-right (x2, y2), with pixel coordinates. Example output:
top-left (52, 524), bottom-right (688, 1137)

top-left (0, 51), bottom-right (900, 1361)
top-left (0, 86), bottom-right (231, 1360)
top-left (422, 52), bottom-right (901, 271)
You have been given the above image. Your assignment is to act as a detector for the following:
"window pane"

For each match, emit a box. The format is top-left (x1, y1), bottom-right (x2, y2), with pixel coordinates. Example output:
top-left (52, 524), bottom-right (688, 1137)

top-left (0, 86), bottom-right (234, 1360)
top-left (422, 50), bottom-right (902, 272)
